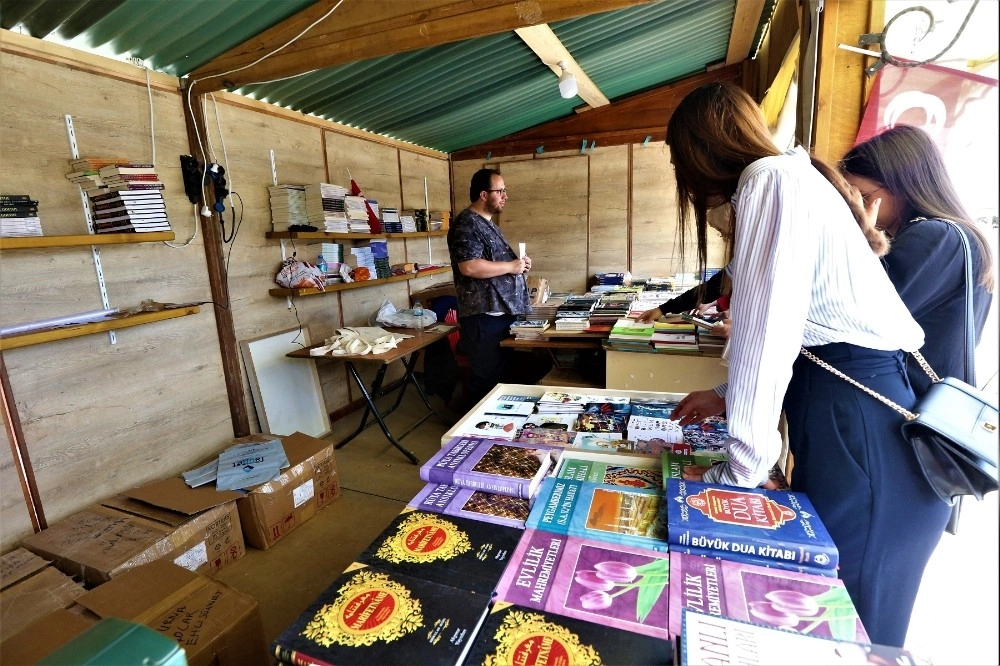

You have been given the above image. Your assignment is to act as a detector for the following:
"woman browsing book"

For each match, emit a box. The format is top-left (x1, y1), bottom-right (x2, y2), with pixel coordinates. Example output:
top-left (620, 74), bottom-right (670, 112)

top-left (662, 83), bottom-right (950, 649)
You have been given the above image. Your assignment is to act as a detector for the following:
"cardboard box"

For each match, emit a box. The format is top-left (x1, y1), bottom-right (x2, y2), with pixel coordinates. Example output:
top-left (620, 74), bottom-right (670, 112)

top-left (22, 478), bottom-right (246, 588)
top-left (234, 431), bottom-right (340, 549)
top-left (0, 560), bottom-right (267, 666)
top-left (0, 548), bottom-right (85, 641)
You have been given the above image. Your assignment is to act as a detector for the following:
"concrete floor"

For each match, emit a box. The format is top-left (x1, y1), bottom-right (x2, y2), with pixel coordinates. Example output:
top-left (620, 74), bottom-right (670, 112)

top-left (213, 389), bottom-right (464, 645)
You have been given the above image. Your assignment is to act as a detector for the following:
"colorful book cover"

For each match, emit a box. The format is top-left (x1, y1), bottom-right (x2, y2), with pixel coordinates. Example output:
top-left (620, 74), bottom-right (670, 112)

top-left (522, 413), bottom-right (580, 430)
top-left (537, 391), bottom-right (589, 405)
top-left (494, 530), bottom-right (671, 639)
top-left (557, 451), bottom-right (662, 490)
top-left (678, 610), bottom-right (910, 665)
top-left (465, 603), bottom-right (674, 666)
top-left (683, 415), bottom-right (730, 453)
top-left (571, 432), bottom-right (633, 452)
top-left (627, 414), bottom-right (684, 444)
top-left (516, 427), bottom-right (577, 448)
top-left (271, 563), bottom-right (489, 665)
top-left (355, 508), bottom-right (523, 595)
top-left (666, 478), bottom-right (839, 572)
top-left (661, 451), bottom-right (729, 489)
top-left (494, 394), bottom-right (539, 403)
top-left (575, 411), bottom-right (629, 434)
top-left (527, 477), bottom-right (668, 551)
top-left (420, 437), bottom-right (555, 499)
top-left (407, 482), bottom-right (530, 529)
top-left (457, 413), bottom-right (529, 440)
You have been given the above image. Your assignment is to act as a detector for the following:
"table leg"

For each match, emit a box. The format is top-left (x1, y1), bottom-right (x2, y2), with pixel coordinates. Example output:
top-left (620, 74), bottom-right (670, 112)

top-left (335, 361), bottom-right (419, 464)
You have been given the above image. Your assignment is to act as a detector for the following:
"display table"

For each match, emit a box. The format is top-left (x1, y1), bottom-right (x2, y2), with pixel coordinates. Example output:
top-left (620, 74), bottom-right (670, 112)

top-left (287, 325), bottom-right (456, 464)
top-left (605, 348), bottom-right (728, 393)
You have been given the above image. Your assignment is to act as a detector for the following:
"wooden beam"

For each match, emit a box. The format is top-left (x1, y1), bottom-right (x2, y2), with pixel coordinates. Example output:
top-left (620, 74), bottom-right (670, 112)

top-left (188, 0), bottom-right (662, 93)
top-left (726, 0), bottom-right (768, 64)
top-left (451, 64), bottom-right (743, 159)
top-left (1, 353), bottom-right (46, 532)
top-left (514, 24), bottom-right (610, 108)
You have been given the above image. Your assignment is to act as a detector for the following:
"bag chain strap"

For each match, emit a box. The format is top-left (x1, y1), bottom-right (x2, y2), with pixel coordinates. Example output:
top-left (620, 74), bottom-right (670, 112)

top-left (799, 347), bottom-right (919, 421)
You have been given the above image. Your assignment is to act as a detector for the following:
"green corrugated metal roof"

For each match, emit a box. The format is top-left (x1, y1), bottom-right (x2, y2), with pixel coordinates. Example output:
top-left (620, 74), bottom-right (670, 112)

top-left (2, 0), bottom-right (770, 153)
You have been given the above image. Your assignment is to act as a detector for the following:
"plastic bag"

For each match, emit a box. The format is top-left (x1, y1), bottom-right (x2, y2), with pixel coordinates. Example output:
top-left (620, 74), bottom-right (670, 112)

top-left (275, 257), bottom-right (325, 291)
top-left (374, 299), bottom-right (438, 329)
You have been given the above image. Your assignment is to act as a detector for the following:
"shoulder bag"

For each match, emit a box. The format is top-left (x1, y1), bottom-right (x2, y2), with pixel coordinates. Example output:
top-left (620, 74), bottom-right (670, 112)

top-left (801, 221), bottom-right (998, 508)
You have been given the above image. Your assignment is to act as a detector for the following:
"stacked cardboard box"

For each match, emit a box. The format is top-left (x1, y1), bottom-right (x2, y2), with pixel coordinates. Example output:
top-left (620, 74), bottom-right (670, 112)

top-left (0, 548), bottom-right (85, 641)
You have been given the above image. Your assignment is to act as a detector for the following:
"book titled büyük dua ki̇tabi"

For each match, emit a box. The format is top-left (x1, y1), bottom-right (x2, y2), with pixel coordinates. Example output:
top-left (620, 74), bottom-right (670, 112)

top-left (494, 529), bottom-right (672, 640)
top-left (419, 436), bottom-right (557, 499)
top-left (666, 478), bottom-right (839, 573)
top-left (407, 482), bottom-right (530, 529)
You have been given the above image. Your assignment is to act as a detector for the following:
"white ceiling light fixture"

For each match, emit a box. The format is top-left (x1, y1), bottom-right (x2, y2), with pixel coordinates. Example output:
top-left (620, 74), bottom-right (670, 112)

top-left (557, 61), bottom-right (578, 99)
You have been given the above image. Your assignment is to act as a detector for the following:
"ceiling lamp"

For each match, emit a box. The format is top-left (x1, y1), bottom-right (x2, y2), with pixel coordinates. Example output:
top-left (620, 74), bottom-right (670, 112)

top-left (557, 61), bottom-right (578, 99)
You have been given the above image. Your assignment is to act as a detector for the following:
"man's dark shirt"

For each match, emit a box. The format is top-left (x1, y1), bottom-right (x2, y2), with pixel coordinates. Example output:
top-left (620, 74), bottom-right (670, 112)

top-left (447, 208), bottom-right (531, 317)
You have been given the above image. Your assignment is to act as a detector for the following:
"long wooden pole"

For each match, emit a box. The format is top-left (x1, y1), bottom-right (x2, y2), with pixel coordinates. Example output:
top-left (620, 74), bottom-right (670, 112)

top-left (0, 352), bottom-right (47, 532)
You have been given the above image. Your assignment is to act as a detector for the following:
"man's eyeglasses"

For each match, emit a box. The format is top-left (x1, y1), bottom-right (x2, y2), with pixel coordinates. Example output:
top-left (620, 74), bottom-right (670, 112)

top-left (486, 188), bottom-right (507, 195)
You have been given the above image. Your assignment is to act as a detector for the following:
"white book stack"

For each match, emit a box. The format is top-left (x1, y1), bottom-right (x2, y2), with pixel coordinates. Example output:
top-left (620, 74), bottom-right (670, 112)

top-left (268, 185), bottom-right (308, 231)
top-left (0, 217), bottom-right (43, 236)
top-left (399, 214), bottom-right (417, 232)
top-left (304, 183), bottom-right (349, 231)
top-left (350, 246), bottom-right (377, 277)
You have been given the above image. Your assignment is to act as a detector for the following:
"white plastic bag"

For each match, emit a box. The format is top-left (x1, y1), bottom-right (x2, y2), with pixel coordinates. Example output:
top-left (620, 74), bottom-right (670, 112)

top-left (374, 299), bottom-right (437, 329)
top-left (275, 257), bottom-right (325, 291)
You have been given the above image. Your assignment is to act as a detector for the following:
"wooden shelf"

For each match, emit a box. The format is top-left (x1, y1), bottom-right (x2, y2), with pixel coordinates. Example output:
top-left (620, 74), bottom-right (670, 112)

top-left (0, 232), bottom-right (175, 249)
top-left (0, 305), bottom-right (200, 350)
top-left (269, 267), bottom-right (453, 297)
top-left (264, 230), bottom-right (447, 241)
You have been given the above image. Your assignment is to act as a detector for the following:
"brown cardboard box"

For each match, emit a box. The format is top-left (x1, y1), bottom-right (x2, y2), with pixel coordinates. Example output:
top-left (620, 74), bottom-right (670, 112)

top-left (0, 548), bottom-right (85, 641)
top-left (235, 431), bottom-right (340, 549)
top-left (22, 478), bottom-right (246, 588)
top-left (0, 560), bottom-right (267, 666)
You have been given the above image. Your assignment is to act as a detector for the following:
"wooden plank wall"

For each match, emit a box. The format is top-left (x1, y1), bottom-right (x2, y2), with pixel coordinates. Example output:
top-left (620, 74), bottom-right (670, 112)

top-left (0, 31), bottom-right (450, 551)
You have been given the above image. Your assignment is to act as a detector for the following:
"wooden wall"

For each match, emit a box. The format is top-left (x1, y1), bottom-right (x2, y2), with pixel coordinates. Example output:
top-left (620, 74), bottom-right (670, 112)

top-left (0, 31), bottom-right (450, 551)
top-left (451, 145), bottom-right (727, 295)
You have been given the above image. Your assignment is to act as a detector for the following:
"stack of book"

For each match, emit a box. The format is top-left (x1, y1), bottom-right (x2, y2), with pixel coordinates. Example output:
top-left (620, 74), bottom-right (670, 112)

top-left (370, 239), bottom-right (391, 278)
top-left (380, 207), bottom-right (401, 233)
top-left (429, 210), bottom-right (449, 231)
top-left (594, 271), bottom-right (632, 286)
top-left (508, 318), bottom-right (550, 340)
top-left (304, 183), bottom-right (348, 232)
top-left (651, 320), bottom-right (697, 351)
top-left (267, 184), bottom-right (308, 231)
top-left (90, 190), bottom-right (169, 233)
top-left (606, 318), bottom-right (655, 350)
top-left (450, 393), bottom-right (541, 440)
top-left (535, 390), bottom-right (588, 416)
top-left (399, 213), bottom-right (417, 232)
top-left (588, 292), bottom-right (634, 329)
top-left (97, 163), bottom-right (164, 193)
top-left (344, 195), bottom-right (371, 233)
top-left (349, 245), bottom-right (377, 280)
top-left (0, 194), bottom-right (42, 236)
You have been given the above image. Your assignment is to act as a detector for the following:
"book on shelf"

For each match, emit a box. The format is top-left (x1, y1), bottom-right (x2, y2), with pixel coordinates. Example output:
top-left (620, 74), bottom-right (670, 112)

top-left (556, 450), bottom-right (662, 490)
top-left (669, 549), bottom-right (865, 641)
top-left (271, 562), bottom-right (489, 666)
top-left (494, 530), bottom-right (672, 640)
top-left (419, 436), bottom-right (557, 499)
top-left (527, 477), bottom-right (668, 551)
top-left (92, 212), bottom-right (168, 225)
top-left (89, 189), bottom-right (164, 202)
top-left (515, 427), bottom-right (577, 448)
top-left (355, 508), bottom-right (522, 595)
top-left (407, 482), bottom-right (530, 529)
top-left (466, 602), bottom-right (674, 666)
top-left (666, 478), bottom-right (839, 574)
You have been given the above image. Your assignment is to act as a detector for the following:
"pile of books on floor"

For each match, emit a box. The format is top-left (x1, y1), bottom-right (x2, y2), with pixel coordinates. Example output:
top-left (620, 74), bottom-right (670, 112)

top-left (270, 384), bottom-right (926, 664)
top-left (0, 194), bottom-right (42, 236)
top-left (304, 182), bottom-right (348, 232)
top-left (268, 184), bottom-right (308, 231)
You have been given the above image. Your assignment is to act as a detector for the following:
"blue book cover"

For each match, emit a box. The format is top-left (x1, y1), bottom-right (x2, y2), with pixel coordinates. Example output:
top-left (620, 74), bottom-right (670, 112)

top-left (527, 477), bottom-right (668, 551)
top-left (666, 478), bottom-right (838, 572)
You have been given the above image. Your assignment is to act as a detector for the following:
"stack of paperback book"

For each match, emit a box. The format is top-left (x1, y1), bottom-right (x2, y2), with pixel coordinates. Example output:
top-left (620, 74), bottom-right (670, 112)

top-left (344, 194), bottom-right (371, 233)
top-left (96, 163), bottom-right (164, 193)
top-left (0, 194), bottom-right (42, 236)
top-left (304, 182), bottom-right (348, 232)
top-left (267, 184), bottom-right (308, 231)
top-left (381, 207), bottom-right (402, 233)
top-left (651, 320), bottom-right (697, 351)
top-left (90, 189), bottom-right (169, 233)
top-left (508, 318), bottom-right (550, 339)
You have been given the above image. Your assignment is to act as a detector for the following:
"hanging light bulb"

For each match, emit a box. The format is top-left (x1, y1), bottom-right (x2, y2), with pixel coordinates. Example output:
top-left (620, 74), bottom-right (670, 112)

top-left (557, 61), bottom-right (578, 99)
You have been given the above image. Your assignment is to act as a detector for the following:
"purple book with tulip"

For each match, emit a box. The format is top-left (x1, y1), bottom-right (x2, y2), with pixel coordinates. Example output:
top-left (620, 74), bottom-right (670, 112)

top-left (494, 530), bottom-right (671, 639)
top-left (666, 478), bottom-right (839, 573)
top-left (667, 552), bottom-right (868, 642)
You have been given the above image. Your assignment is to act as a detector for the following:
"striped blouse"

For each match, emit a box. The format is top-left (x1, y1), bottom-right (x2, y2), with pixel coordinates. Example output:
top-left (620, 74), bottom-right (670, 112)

top-left (701, 149), bottom-right (924, 488)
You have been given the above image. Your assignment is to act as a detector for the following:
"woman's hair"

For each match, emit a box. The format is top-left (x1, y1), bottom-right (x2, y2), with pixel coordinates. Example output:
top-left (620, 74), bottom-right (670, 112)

top-left (841, 125), bottom-right (994, 290)
top-left (666, 83), bottom-right (889, 299)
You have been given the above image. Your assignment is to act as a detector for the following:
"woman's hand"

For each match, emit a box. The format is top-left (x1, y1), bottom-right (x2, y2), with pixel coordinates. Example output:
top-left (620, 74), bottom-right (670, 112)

top-left (711, 318), bottom-right (731, 338)
top-left (636, 307), bottom-right (662, 323)
top-left (671, 389), bottom-right (726, 426)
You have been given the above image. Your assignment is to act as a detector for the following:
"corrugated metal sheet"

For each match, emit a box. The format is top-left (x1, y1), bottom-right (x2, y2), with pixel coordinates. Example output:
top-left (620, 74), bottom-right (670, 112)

top-left (1, 0), bottom-right (770, 153)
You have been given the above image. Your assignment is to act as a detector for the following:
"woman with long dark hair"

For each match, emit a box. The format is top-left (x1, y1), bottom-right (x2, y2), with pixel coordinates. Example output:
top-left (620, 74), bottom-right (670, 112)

top-left (666, 82), bottom-right (951, 647)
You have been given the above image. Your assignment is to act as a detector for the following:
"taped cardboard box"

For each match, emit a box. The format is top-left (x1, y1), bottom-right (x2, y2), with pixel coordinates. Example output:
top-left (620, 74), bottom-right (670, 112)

top-left (0, 560), bottom-right (267, 666)
top-left (0, 548), bottom-right (85, 641)
top-left (233, 431), bottom-right (340, 549)
top-left (22, 478), bottom-right (246, 588)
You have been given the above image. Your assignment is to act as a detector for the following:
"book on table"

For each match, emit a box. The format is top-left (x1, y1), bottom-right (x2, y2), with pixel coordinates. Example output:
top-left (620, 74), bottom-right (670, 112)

top-left (515, 427), bottom-right (577, 448)
top-left (521, 413), bottom-right (580, 431)
top-left (419, 436), bottom-right (557, 499)
top-left (677, 609), bottom-right (923, 665)
top-left (271, 562), bottom-right (489, 666)
top-left (407, 482), bottom-right (530, 529)
top-left (527, 477), bottom-right (668, 551)
top-left (482, 397), bottom-right (537, 417)
top-left (668, 551), bottom-right (866, 642)
top-left (494, 529), bottom-right (672, 640)
top-left (556, 449), bottom-right (662, 490)
top-left (660, 451), bottom-right (729, 489)
top-left (464, 602), bottom-right (674, 666)
top-left (666, 478), bottom-right (839, 575)
top-left (354, 508), bottom-right (522, 595)
top-left (452, 413), bottom-right (529, 440)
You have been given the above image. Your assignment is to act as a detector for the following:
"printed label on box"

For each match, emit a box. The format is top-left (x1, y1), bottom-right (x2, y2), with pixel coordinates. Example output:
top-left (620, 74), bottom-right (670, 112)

top-left (174, 541), bottom-right (208, 571)
top-left (293, 479), bottom-right (315, 508)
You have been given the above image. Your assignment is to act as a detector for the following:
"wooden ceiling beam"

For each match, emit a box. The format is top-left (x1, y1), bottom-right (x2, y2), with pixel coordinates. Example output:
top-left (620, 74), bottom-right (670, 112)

top-left (514, 24), bottom-right (610, 108)
top-left (188, 0), bottom-right (662, 93)
top-left (726, 0), bottom-right (768, 64)
top-left (451, 64), bottom-right (744, 159)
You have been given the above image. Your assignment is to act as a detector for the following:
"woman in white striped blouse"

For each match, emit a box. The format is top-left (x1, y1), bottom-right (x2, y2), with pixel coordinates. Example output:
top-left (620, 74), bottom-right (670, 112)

top-left (664, 83), bottom-right (952, 648)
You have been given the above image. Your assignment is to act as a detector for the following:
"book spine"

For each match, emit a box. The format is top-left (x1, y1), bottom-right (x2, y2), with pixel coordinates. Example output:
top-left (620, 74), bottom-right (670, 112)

top-left (272, 645), bottom-right (334, 666)
top-left (423, 469), bottom-right (527, 499)
top-left (669, 529), bottom-right (838, 571)
top-left (675, 544), bottom-right (837, 578)
top-left (0, 195), bottom-right (32, 202)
